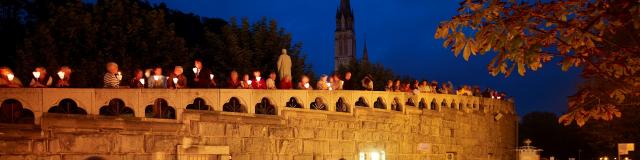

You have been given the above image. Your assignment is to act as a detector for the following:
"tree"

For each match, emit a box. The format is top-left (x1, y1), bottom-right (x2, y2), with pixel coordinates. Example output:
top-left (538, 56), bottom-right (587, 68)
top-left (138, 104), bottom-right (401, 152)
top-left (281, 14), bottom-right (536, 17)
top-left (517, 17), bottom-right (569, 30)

top-left (6, 0), bottom-right (314, 88)
top-left (435, 0), bottom-right (640, 126)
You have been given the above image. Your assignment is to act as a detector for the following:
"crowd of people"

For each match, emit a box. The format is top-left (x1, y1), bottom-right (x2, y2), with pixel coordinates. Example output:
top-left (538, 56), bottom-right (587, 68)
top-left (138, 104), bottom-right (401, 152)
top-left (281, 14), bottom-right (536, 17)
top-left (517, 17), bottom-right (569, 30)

top-left (0, 50), bottom-right (509, 100)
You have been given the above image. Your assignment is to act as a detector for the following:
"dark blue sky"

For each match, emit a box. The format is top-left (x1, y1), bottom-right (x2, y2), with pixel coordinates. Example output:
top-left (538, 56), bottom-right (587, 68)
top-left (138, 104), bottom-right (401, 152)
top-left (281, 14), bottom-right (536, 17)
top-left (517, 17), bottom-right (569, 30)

top-left (149, 0), bottom-right (582, 115)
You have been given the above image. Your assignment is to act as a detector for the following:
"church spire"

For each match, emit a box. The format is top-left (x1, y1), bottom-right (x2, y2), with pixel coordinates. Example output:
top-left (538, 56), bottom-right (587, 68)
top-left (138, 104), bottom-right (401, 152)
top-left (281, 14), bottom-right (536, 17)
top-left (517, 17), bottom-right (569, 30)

top-left (362, 34), bottom-right (369, 63)
top-left (334, 0), bottom-right (356, 71)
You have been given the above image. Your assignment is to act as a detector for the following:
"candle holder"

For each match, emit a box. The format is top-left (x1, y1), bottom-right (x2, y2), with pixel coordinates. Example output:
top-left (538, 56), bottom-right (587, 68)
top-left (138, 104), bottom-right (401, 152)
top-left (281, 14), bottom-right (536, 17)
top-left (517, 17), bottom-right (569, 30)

top-left (139, 79), bottom-right (145, 85)
top-left (172, 78), bottom-right (179, 85)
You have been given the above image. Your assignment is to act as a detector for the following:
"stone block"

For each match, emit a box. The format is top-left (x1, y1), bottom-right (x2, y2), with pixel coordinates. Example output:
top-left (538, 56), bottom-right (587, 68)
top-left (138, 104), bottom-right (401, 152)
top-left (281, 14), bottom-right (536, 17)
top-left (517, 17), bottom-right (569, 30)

top-left (251, 125), bottom-right (269, 137)
top-left (277, 139), bottom-right (302, 154)
top-left (296, 128), bottom-right (315, 139)
top-left (269, 127), bottom-right (293, 138)
top-left (58, 133), bottom-right (111, 153)
top-left (198, 122), bottom-right (226, 137)
top-left (342, 130), bottom-right (355, 140)
top-left (117, 134), bottom-right (145, 153)
top-left (243, 138), bottom-right (274, 153)
top-left (145, 135), bottom-right (179, 154)
top-left (0, 140), bottom-right (31, 154)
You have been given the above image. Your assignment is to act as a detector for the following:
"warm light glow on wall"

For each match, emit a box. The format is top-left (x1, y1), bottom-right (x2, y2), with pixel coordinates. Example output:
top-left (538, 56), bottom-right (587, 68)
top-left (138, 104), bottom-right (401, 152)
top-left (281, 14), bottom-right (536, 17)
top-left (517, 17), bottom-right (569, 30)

top-left (359, 150), bottom-right (385, 160)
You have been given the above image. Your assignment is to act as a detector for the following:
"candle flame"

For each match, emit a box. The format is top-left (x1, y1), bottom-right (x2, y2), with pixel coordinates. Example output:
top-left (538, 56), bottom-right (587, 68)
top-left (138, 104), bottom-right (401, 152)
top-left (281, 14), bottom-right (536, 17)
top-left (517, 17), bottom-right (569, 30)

top-left (32, 71), bottom-right (40, 79)
top-left (57, 71), bottom-right (65, 79)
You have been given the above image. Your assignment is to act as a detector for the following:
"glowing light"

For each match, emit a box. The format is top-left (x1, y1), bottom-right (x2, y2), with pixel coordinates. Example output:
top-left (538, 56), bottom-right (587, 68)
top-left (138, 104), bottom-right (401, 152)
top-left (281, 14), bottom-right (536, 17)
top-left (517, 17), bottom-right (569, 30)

top-left (117, 72), bottom-right (122, 80)
top-left (370, 151), bottom-right (380, 160)
top-left (304, 83), bottom-right (310, 89)
top-left (172, 78), bottom-right (178, 85)
top-left (248, 80), bottom-right (253, 85)
top-left (256, 77), bottom-right (261, 81)
top-left (192, 68), bottom-right (198, 74)
top-left (153, 76), bottom-right (160, 81)
top-left (32, 71), bottom-right (40, 79)
top-left (139, 79), bottom-right (145, 85)
top-left (57, 71), bottom-right (65, 79)
top-left (7, 74), bottom-right (14, 81)
top-left (210, 74), bottom-right (214, 80)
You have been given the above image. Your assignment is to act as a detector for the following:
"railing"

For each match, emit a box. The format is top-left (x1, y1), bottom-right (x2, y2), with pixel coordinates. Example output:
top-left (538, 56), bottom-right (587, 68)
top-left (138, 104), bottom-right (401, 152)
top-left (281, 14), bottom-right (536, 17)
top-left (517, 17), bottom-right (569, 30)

top-left (0, 88), bottom-right (515, 124)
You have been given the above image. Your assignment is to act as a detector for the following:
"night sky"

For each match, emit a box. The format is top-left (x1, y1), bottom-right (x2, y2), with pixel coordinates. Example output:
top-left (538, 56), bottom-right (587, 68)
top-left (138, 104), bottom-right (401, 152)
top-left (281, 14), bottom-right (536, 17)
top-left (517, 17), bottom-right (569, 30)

top-left (149, 0), bottom-right (583, 115)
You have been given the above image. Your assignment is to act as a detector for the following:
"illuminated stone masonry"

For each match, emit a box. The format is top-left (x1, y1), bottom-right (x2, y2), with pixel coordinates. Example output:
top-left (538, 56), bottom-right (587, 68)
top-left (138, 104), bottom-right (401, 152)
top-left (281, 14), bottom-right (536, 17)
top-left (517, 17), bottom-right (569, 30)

top-left (0, 88), bottom-right (517, 160)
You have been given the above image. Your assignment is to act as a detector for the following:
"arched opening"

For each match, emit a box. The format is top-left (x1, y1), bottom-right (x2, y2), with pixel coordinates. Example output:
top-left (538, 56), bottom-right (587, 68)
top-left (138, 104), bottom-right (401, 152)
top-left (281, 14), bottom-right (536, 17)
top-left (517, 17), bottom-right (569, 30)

top-left (310, 97), bottom-right (327, 110)
top-left (391, 97), bottom-right (402, 111)
top-left (85, 156), bottom-right (106, 160)
top-left (0, 99), bottom-right (34, 124)
top-left (186, 98), bottom-right (211, 110)
top-left (441, 100), bottom-right (448, 109)
top-left (418, 98), bottom-right (427, 109)
top-left (459, 103), bottom-right (464, 110)
top-left (450, 101), bottom-right (457, 109)
top-left (355, 97), bottom-right (369, 108)
top-left (99, 99), bottom-right (134, 117)
top-left (405, 98), bottom-right (416, 107)
top-left (223, 97), bottom-right (245, 113)
top-left (430, 99), bottom-right (438, 110)
top-left (336, 97), bottom-right (349, 112)
top-left (49, 99), bottom-right (87, 115)
top-left (255, 98), bottom-right (276, 115)
top-left (145, 99), bottom-right (176, 119)
top-left (286, 97), bottom-right (302, 108)
top-left (373, 97), bottom-right (386, 109)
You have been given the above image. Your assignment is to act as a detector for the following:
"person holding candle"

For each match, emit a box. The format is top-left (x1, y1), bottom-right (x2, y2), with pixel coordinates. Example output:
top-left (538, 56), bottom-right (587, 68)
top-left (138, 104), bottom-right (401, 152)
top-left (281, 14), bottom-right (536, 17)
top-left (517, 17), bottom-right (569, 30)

top-left (361, 74), bottom-right (374, 91)
top-left (147, 67), bottom-right (166, 88)
top-left (331, 74), bottom-right (343, 90)
top-left (296, 75), bottom-right (312, 90)
top-left (241, 74), bottom-right (252, 89)
top-left (279, 75), bottom-right (293, 89)
top-left (167, 66), bottom-right (187, 89)
top-left (129, 69), bottom-right (145, 88)
top-left (103, 62), bottom-right (122, 88)
top-left (55, 66), bottom-right (72, 88)
top-left (227, 70), bottom-right (242, 89)
top-left (316, 74), bottom-right (329, 90)
top-left (190, 59), bottom-right (213, 88)
top-left (29, 67), bottom-right (53, 88)
top-left (251, 70), bottom-right (266, 89)
top-left (266, 71), bottom-right (277, 89)
top-left (0, 67), bottom-right (23, 88)
top-left (384, 80), bottom-right (393, 91)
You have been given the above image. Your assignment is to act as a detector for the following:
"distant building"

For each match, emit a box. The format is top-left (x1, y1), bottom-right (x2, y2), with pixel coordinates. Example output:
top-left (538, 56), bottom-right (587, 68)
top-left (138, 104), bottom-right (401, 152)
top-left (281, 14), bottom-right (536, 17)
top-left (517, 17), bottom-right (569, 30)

top-left (334, 0), bottom-right (356, 71)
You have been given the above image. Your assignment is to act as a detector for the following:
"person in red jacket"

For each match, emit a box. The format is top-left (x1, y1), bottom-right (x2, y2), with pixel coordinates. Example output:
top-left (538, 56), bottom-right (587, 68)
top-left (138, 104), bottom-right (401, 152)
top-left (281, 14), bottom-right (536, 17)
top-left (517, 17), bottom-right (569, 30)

top-left (251, 70), bottom-right (266, 89)
top-left (279, 75), bottom-right (293, 89)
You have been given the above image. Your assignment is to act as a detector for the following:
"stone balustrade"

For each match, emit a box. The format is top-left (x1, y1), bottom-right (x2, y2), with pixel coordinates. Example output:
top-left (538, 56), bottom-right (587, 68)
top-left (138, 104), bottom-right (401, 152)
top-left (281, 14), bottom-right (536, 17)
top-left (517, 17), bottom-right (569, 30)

top-left (0, 88), bottom-right (518, 159)
top-left (0, 88), bottom-right (515, 124)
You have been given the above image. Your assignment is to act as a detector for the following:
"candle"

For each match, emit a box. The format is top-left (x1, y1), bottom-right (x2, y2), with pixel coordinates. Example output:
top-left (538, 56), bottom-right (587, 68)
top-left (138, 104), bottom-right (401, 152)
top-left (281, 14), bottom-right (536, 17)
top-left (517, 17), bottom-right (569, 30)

top-left (304, 83), bottom-right (310, 89)
top-left (7, 73), bottom-right (14, 81)
top-left (247, 80), bottom-right (252, 85)
top-left (172, 77), bottom-right (178, 85)
top-left (57, 71), bottom-right (65, 79)
top-left (256, 77), bottom-right (261, 81)
top-left (210, 74), bottom-right (214, 80)
top-left (192, 68), bottom-right (198, 74)
top-left (327, 83), bottom-right (332, 90)
top-left (341, 81), bottom-right (344, 85)
top-left (139, 79), bottom-right (145, 85)
top-left (116, 72), bottom-right (122, 81)
top-left (32, 71), bottom-right (40, 79)
top-left (153, 75), bottom-right (160, 81)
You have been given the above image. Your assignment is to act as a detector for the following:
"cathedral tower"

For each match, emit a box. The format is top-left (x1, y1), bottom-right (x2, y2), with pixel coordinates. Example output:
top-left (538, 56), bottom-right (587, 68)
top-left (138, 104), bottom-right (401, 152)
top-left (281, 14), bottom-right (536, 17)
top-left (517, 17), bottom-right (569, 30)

top-left (334, 0), bottom-right (356, 71)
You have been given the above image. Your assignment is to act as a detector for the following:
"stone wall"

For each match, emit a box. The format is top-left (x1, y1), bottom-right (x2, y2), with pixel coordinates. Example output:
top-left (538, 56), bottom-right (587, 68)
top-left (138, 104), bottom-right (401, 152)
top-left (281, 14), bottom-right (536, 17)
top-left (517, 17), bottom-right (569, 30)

top-left (0, 89), bottom-right (517, 160)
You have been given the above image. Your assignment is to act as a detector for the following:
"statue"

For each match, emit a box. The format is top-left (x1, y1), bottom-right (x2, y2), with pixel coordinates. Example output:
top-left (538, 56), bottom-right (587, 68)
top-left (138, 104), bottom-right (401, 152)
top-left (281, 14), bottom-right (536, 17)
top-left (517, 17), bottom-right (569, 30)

top-left (277, 49), bottom-right (292, 80)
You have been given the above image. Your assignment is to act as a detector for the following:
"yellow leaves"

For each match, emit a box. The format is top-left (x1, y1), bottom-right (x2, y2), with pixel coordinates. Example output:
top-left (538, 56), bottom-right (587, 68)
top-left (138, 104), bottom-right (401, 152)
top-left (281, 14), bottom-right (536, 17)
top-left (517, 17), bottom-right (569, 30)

top-left (462, 40), bottom-right (478, 61)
